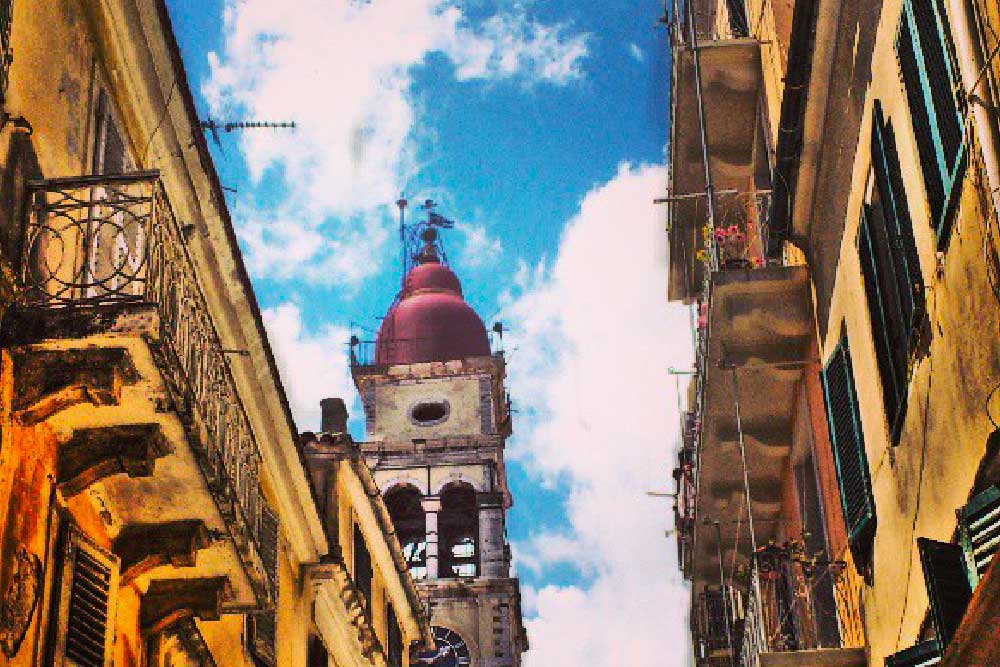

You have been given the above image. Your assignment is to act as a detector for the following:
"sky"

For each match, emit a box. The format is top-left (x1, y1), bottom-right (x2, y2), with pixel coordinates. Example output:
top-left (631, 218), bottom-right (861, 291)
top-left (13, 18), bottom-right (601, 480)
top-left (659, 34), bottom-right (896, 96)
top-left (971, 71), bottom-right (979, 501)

top-left (165, 1), bottom-right (694, 664)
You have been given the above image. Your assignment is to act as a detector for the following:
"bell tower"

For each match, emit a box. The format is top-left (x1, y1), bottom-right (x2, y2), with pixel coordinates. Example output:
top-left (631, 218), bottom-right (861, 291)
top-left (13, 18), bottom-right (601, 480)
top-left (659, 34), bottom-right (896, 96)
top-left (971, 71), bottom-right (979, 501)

top-left (350, 203), bottom-right (527, 667)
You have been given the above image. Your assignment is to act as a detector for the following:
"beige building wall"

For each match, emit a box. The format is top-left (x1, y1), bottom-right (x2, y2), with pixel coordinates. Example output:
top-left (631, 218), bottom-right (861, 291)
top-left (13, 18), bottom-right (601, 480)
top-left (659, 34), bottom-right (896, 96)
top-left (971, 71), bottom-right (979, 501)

top-left (820, 0), bottom-right (1000, 662)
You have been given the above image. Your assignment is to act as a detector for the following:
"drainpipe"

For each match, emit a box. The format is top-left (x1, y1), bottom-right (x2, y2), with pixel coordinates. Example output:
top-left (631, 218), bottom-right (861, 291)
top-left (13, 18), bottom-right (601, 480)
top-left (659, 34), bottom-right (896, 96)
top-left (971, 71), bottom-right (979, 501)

top-left (947, 0), bottom-right (1000, 222)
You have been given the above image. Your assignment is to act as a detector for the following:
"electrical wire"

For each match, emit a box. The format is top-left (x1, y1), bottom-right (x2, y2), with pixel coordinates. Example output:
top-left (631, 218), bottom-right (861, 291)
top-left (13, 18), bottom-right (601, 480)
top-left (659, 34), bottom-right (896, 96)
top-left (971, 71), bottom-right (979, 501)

top-left (891, 291), bottom-right (936, 653)
top-left (141, 77), bottom-right (178, 165)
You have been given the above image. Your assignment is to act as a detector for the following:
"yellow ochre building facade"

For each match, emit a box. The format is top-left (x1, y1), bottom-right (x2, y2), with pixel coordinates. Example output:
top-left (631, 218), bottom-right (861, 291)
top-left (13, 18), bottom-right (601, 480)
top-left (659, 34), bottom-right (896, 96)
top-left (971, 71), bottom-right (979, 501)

top-left (0, 1), bottom-right (430, 666)
top-left (667, 0), bottom-right (1000, 664)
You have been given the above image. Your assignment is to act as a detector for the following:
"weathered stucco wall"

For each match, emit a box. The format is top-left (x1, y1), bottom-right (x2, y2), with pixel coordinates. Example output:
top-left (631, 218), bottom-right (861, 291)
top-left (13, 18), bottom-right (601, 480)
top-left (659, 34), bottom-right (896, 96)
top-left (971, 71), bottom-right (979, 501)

top-left (821, 0), bottom-right (1000, 660)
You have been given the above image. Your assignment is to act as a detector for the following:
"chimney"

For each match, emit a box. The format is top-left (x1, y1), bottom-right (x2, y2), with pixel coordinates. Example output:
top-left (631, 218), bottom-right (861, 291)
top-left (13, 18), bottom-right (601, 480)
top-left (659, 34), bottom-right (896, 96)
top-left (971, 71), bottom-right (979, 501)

top-left (320, 398), bottom-right (349, 433)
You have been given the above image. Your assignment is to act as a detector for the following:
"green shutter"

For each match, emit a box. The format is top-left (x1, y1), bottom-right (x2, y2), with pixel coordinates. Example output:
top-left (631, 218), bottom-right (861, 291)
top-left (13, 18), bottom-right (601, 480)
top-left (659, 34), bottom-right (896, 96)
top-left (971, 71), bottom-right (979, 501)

top-left (918, 538), bottom-right (973, 648)
top-left (885, 639), bottom-right (942, 666)
top-left (958, 485), bottom-right (1000, 587)
top-left (896, 0), bottom-right (967, 247)
top-left (822, 338), bottom-right (877, 564)
top-left (871, 102), bottom-right (925, 332)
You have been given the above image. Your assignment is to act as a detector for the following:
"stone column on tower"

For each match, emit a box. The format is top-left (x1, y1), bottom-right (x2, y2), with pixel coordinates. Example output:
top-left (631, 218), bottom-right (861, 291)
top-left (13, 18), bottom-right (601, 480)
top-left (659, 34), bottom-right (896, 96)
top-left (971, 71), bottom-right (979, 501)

top-left (478, 492), bottom-right (506, 578)
top-left (422, 496), bottom-right (441, 579)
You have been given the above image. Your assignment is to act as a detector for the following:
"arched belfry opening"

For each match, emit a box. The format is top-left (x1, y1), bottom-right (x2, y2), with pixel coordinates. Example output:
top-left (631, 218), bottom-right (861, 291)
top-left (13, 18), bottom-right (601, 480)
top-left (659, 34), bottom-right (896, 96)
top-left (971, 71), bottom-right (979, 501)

top-left (385, 486), bottom-right (427, 579)
top-left (439, 483), bottom-right (479, 578)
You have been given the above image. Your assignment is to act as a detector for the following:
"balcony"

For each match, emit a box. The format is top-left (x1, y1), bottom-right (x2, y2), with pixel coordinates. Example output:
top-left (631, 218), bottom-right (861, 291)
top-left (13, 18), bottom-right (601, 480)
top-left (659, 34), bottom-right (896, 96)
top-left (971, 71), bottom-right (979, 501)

top-left (686, 265), bottom-right (813, 585)
top-left (5, 171), bottom-right (277, 609)
top-left (739, 549), bottom-right (866, 667)
top-left (667, 0), bottom-right (765, 303)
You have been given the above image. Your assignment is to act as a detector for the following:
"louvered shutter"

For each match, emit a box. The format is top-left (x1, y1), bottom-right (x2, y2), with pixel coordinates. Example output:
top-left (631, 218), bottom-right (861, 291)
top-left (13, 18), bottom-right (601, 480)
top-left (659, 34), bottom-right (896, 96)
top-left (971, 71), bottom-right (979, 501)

top-left (247, 612), bottom-right (277, 667)
top-left (885, 639), bottom-right (942, 666)
top-left (918, 538), bottom-right (972, 648)
top-left (258, 503), bottom-right (280, 599)
top-left (872, 102), bottom-right (925, 335)
top-left (52, 526), bottom-right (120, 667)
top-left (858, 213), bottom-right (906, 442)
top-left (958, 485), bottom-right (1000, 587)
top-left (248, 503), bottom-right (280, 666)
top-left (896, 0), bottom-right (967, 246)
top-left (822, 339), bottom-right (877, 564)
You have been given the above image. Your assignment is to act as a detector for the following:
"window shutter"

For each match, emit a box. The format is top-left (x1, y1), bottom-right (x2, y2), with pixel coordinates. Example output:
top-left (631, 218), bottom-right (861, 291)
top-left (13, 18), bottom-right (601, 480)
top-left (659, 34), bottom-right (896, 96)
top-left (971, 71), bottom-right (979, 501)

top-left (248, 504), bottom-right (280, 666)
top-left (822, 339), bottom-right (877, 564)
top-left (858, 213), bottom-right (907, 441)
top-left (52, 526), bottom-right (120, 667)
top-left (258, 503), bottom-right (280, 598)
top-left (247, 612), bottom-right (277, 667)
top-left (896, 0), bottom-right (967, 246)
top-left (957, 485), bottom-right (1000, 587)
top-left (917, 537), bottom-right (972, 648)
top-left (884, 639), bottom-right (942, 666)
top-left (871, 102), bottom-right (925, 334)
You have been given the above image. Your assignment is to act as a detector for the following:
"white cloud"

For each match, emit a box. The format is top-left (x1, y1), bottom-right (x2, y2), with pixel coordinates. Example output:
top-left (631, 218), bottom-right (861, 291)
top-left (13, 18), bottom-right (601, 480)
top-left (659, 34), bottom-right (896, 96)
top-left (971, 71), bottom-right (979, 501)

top-left (629, 42), bottom-right (645, 62)
top-left (455, 222), bottom-right (503, 269)
top-left (206, 0), bottom-right (588, 285)
top-left (503, 164), bottom-right (694, 666)
top-left (262, 302), bottom-right (358, 431)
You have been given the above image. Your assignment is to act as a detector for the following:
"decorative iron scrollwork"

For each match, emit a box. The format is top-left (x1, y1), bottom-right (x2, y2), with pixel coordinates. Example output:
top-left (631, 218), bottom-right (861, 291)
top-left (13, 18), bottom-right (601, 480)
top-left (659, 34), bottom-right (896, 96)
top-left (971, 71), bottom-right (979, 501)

top-left (20, 171), bottom-right (279, 603)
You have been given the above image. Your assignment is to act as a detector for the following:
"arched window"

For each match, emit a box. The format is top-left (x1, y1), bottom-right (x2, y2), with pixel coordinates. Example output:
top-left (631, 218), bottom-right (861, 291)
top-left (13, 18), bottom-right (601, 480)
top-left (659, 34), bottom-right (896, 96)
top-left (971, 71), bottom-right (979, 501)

top-left (385, 486), bottom-right (427, 579)
top-left (440, 484), bottom-right (478, 578)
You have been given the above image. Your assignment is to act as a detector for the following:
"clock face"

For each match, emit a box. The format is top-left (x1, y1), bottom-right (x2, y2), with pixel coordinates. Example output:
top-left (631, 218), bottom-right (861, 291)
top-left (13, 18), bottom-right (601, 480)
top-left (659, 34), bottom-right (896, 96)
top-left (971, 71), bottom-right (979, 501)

top-left (429, 626), bottom-right (472, 667)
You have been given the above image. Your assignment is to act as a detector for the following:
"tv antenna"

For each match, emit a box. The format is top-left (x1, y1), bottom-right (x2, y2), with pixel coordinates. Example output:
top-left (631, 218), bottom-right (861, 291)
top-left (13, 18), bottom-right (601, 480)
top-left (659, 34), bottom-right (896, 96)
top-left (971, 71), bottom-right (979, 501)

top-left (396, 197), bottom-right (456, 288)
top-left (199, 118), bottom-right (297, 148)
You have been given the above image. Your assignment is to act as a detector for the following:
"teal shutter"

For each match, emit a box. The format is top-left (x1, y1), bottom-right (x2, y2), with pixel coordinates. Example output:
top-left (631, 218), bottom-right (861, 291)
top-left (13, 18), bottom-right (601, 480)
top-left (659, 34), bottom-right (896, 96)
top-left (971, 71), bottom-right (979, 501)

top-left (859, 102), bottom-right (926, 444)
top-left (871, 102), bottom-right (925, 333)
top-left (918, 538), bottom-right (972, 648)
top-left (885, 639), bottom-right (942, 666)
top-left (895, 0), bottom-right (967, 247)
top-left (958, 485), bottom-right (1000, 587)
top-left (822, 338), bottom-right (877, 566)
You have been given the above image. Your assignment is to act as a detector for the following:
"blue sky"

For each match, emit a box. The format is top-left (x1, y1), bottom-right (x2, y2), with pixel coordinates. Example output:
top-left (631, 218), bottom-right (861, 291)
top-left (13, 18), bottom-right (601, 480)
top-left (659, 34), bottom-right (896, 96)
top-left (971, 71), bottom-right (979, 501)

top-left (166, 1), bottom-right (691, 663)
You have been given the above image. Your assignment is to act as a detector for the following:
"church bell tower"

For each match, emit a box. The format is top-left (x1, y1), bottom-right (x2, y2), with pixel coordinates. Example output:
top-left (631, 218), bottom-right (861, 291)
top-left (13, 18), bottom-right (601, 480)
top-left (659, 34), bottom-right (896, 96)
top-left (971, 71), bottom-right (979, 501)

top-left (350, 205), bottom-right (527, 666)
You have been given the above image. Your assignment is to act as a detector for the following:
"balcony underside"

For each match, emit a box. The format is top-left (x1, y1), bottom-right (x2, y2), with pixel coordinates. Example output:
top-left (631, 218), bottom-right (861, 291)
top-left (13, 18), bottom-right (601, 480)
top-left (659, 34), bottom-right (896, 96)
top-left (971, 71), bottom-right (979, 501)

top-left (8, 324), bottom-right (264, 609)
top-left (668, 39), bottom-right (762, 303)
top-left (760, 648), bottom-right (867, 666)
top-left (692, 267), bottom-right (814, 583)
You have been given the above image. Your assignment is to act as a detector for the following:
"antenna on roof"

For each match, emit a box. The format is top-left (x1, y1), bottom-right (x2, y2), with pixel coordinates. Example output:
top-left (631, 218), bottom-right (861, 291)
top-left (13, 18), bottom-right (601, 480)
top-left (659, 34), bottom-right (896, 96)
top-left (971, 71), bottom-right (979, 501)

top-left (397, 196), bottom-right (408, 289)
top-left (199, 118), bottom-right (297, 148)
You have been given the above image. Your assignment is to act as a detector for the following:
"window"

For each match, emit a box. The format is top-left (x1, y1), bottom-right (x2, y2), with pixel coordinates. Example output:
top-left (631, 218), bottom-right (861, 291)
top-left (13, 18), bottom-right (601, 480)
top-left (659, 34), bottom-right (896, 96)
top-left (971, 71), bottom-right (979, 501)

top-left (385, 487), bottom-right (427, 579)
top-left (307, 635), bottom-right (328, 667)
top-left (885, 639), bottom-right (942, 666)
top-left (92, 90), bottom-right (130, 176)
top-left (353, 523), bottom-right (373, 611)
top-left (918, 538), bottom-right (972, 649)
top-left (386, 603), bottom-right (404, 667)
top-left (859, 102), bottom-right (925, 445)
top-left (439, 484), bottom-right (478, 579)
top-left (49, 525), bottom-right (120, 667)
top-left (409, 399), bottom-right (450, 426)
top-left (822, 336), bottom-right (876, 570)
top-left (896, 0), bottom-right (966, 247)
top-left (957, 485), bottom-right (1000, 586)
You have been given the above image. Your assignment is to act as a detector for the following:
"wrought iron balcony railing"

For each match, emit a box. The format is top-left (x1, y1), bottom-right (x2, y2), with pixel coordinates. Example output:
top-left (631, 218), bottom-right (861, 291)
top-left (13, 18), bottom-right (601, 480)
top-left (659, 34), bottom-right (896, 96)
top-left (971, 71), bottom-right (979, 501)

top-left (19, 170), bottom-right (278, 604)
top-left (738, 544), bottom-right (859, 666)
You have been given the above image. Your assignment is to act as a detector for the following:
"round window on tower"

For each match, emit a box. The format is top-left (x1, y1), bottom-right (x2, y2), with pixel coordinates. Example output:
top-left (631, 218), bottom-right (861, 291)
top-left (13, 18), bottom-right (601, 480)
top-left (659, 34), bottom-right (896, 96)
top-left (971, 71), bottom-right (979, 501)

top-left (409, 399), bottom-right (451, 426)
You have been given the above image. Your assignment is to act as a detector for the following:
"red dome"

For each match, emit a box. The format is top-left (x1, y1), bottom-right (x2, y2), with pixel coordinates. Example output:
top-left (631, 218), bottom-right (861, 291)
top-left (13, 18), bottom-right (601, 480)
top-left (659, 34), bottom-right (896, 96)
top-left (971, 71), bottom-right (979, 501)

top-left (375, 259), bottom-right (490, 365)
